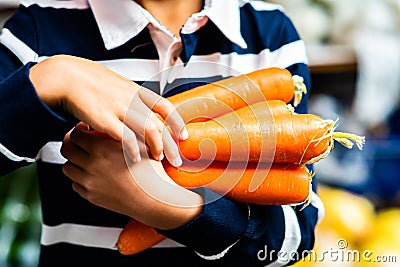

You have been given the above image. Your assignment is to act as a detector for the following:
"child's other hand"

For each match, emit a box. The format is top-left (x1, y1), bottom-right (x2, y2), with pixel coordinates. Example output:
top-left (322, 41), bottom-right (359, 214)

top-left (30, 55), bottom-right (187, 166)
top-left (60, 122), bottom-right (202, 230)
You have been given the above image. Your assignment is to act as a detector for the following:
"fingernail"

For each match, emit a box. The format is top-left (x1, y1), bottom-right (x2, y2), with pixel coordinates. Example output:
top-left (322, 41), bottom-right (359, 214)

top-left (158, 153), bottom-right (164, 161)
top-left (134, 154), bottom-right (141, 163)
top-left (173, 156), bottom-right (183, 167)
top-left (180, 128), bottom-right (189, 140)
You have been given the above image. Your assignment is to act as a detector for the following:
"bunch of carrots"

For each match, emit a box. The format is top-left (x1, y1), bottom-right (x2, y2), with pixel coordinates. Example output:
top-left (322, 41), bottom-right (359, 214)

top-left (116, 67), bottom-right (365, 255)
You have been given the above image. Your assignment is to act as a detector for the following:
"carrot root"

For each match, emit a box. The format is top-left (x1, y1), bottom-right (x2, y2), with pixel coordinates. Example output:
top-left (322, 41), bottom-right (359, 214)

top-left (333, 131), bottom-right (366, 150)
top-left (286, 103), bottom-right (295, 114)
top-left (293, 75), bottom-right (307, 107)
top-left (299, 171), bottom-right (315, 211)
top-left (304, 119), bottom-right (365, 164)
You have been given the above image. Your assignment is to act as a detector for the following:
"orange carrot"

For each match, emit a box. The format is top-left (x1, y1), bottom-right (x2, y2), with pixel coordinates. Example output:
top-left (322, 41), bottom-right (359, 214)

top-left (234, 99), bottom-right (294, 118)
top-left (115, 69), bottom-right (363, 255)
top-left (164, 161), bottom-right (312, 205)
top-left (178, 103), bottom-right (365, 164)
top-left (116, 218), bottom-right (165, 255)
top-left (167, 68), bottom-right (306, 122)
top-left (116, 162), bottom-right (312, 255)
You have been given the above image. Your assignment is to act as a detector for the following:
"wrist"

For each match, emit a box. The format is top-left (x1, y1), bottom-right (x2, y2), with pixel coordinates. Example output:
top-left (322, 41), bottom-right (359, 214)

top-left (127, 185), bottom-right (204, 230)
top-left (29, 55), bottom-right (72, 110)
top-left (126, 158), bottom-right (204, 230)
top-left (156, 194), bottom-right (204, 230)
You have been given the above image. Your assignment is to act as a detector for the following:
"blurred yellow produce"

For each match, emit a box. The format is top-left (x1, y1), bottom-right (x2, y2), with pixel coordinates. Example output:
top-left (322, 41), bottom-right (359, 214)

top-left (317, 186), bottom-right (376, 245)
top-left (293, 186), bottom-right (400, 267)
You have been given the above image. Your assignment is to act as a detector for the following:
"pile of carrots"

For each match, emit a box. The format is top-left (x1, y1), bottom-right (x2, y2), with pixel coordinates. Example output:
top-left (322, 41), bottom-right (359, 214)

top-left (116, 67), bottom-right (365, 255)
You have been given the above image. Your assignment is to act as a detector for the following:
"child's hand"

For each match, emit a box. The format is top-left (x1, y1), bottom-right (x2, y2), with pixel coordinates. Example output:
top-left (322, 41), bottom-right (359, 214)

top-left (60, 122), bottom-right (202, 230)
top-left (30, 55), bottom-right (187, 166)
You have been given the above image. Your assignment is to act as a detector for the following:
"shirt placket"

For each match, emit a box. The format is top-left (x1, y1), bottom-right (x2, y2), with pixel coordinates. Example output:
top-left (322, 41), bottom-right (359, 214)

top-left (148, 24), bottom-right (184, 94)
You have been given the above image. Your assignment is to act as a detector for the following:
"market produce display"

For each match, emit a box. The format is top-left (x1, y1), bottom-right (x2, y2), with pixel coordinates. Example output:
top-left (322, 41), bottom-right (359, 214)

top-left (116, 68), bottom-right (365, 255)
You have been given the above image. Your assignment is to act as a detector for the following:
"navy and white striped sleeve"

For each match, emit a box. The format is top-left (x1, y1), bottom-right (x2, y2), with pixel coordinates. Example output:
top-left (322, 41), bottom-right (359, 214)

top-left (0, 8), bottom-right (72, 176)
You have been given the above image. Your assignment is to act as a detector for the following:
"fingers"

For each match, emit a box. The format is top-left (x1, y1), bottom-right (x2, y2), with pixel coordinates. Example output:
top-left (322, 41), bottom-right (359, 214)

top-left (71, 181), bottom-right (87, 197)
top-left (75, 121), bottom-right (90, 131)
top-left (68, 126), bottom-right (101, 153)
top-left (138, 88), bottom-right (188, 140)
top-left (133, 88), bottom-right (185, 166)
top-left (66, 86), bottom-right (186, 166)
top-left (122, 127), bottom-right (141, 163)
top-left (61, 125), bottom-right (90, 166)
top-left (125, 108), bottom-right (183, 166)
top-left (91, 112), bottom-right (124, 142)
top-left (162, 127), bottom-right (182, 167)
top-left (93, 117), bottom-right (142, 163)
top-left (62, 160), bottom-right (88, 198)
top-left (61, 125), bottom-right (90, 196)
top-left (60, 136), bottom-right (89, 167)
top-left (124, 108), bottom-right (163, 160)
top-left (62, 161), bottom-right (84, 183)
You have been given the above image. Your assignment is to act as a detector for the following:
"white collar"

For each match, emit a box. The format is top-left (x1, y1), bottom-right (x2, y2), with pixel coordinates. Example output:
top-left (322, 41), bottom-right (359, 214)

top-left (87, 0), bottom-right (247, 50)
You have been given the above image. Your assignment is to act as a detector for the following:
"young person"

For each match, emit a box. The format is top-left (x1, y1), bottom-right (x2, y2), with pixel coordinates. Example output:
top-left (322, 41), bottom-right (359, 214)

top-left (0, 0), bottom-right (324, 266)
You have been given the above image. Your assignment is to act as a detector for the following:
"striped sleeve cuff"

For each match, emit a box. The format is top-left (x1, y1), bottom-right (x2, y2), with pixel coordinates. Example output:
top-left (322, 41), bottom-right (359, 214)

top-left (157, 187), bottom-right (250, 259)
top-left (0, 63), bottom-right (74, 160)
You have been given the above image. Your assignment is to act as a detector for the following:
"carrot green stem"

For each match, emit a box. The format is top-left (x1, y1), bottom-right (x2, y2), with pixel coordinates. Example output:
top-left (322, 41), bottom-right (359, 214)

top-left (293, 75), bottom-right (307, 107)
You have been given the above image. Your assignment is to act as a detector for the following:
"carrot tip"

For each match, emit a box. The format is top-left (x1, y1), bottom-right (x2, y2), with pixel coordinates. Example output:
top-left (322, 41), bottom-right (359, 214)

top-left (293, 75), bottom-right (307, 107)
top-left (298, 170), bottom-right (315, 211)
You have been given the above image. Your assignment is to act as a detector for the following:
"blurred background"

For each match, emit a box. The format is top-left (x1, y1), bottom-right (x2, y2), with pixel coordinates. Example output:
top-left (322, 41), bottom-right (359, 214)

top-left (1, 0), bottom-right (400, 266)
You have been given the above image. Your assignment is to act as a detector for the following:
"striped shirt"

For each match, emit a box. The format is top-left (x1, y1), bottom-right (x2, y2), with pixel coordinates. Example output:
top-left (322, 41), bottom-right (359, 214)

top-left (0, 0), bottom-right (324, 266)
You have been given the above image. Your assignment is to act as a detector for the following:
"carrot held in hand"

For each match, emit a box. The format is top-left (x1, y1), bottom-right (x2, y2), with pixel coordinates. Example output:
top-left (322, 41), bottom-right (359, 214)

top-left (117, 219), bottom-right (166, 255)
top-left (116, 162), bottom-right (312, 255)
top-left (236, 99), bottom-right (294, 118)
top-left (164, 161), bottom-right (312, 205)
top-left (167, 68), bottom-right (306, 122)
top-left (178, 102), bottom-right (365, 164)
